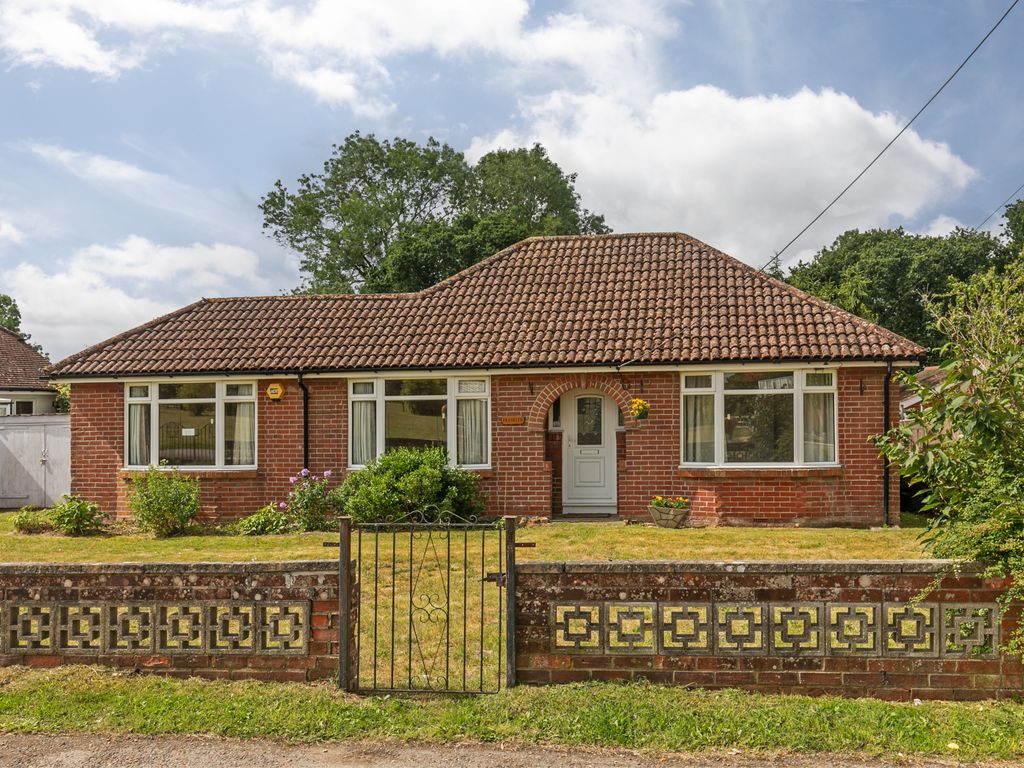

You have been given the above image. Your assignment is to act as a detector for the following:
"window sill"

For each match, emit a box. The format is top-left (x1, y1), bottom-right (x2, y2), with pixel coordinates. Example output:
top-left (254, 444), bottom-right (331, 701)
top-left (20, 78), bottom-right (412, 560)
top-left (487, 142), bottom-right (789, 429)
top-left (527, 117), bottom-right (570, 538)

top-left (676, 465), bottom-right (843, 479)
top-left (120, 467), bottom-right (260, 480)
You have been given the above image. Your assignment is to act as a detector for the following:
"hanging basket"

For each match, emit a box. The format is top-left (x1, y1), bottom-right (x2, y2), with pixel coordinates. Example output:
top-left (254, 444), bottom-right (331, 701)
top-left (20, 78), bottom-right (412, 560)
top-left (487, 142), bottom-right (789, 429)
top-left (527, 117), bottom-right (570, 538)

top-left (630, 398), bottom-right (651, 420)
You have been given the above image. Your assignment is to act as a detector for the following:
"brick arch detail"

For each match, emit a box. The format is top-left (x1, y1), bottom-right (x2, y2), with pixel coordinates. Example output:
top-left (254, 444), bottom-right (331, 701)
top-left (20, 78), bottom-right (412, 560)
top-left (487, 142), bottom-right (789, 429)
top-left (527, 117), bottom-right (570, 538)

top-left (526, 374), bottom-right (638, 431)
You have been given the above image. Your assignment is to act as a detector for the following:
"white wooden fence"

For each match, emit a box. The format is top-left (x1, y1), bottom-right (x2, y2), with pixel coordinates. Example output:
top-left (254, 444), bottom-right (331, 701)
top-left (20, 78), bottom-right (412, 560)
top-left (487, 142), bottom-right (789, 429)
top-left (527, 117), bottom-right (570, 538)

top-left (0, 414), bottom-right (71, 509)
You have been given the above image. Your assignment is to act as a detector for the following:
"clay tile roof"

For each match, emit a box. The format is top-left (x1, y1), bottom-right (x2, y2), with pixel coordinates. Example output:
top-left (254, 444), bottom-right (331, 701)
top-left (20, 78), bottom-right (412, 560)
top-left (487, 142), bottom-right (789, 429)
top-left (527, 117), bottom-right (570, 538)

top-left (0, 327), bottom-right (51, 390)
top-left (47, 232), bottom-right (925, 378)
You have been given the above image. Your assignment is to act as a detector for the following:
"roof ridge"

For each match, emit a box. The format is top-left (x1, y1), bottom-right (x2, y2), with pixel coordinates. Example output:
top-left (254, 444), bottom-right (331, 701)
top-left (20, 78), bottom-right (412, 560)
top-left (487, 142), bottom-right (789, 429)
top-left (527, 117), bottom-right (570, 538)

top-left (46, 298), bottom-right (211, 376)
top-left (679, 232), bottom-right (925, 355)
top-left (201, 291), bottom-right (415, 303)
top-left (417, 237), bottom-right (531, 296)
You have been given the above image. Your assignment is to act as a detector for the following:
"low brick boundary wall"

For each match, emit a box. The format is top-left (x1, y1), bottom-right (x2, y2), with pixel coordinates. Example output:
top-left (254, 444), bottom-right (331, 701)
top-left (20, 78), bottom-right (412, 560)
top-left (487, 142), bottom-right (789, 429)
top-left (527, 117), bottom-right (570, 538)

top-left (515, 561), bottom-right (1024, 700)
top-left (0, 561), bottom-right (340, 682)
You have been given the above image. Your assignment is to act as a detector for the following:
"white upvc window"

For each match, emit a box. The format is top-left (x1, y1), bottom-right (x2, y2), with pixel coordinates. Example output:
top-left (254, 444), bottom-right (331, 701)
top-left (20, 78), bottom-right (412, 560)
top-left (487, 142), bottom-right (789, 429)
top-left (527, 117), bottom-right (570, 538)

top-left (348, 377), bottom-right (490, 469)
top-left (680, 369), bottom-right (838, 467)
top-left (124, 381), bottom-right (257, 469)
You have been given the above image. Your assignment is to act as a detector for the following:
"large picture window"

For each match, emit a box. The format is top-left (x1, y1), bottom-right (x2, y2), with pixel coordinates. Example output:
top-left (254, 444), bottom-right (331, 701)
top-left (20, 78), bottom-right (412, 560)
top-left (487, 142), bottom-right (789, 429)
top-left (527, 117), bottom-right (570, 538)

top-left (681, 370), bottom-right (837, 466)
top-left (125, 382), bottom-right (257, 469)
top-left (349, 377), bottom-right (490, 468)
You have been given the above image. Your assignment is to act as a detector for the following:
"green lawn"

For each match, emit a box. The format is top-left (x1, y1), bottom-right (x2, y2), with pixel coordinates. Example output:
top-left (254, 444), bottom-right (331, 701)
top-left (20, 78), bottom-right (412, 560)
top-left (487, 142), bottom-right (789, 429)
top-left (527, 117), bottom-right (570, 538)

top-left (0, 511), bottom-right (930, 564)
top-left (0, 667), bottom-right (1021, 760)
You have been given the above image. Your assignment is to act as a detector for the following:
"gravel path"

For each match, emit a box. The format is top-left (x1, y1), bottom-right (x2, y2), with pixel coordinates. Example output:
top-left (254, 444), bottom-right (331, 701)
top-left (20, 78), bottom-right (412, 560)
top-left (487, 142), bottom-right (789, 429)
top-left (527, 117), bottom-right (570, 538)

top-left (0, 734), bottom-right (991, 768)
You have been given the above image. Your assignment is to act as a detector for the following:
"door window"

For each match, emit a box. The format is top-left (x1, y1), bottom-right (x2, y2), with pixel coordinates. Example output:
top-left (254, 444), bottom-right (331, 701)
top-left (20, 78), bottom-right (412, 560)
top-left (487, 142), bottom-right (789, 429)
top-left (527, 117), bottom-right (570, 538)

top-left (576, 396), bottom-right (603, 446)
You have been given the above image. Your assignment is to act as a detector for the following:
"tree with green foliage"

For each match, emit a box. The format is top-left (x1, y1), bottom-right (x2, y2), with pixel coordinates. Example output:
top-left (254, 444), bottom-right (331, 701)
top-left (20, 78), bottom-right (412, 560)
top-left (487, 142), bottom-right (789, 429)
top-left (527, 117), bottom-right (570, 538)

top-left (0, 294), bottom-right (22, 334)
top-left (876, 260), bottom-right (1024, 655)
top-left (786, 225), bottom-right (1014, 351)
top-left (0, 293), bottom-right (44, 354)
top-left (261, 134), bottom-right (608, 294)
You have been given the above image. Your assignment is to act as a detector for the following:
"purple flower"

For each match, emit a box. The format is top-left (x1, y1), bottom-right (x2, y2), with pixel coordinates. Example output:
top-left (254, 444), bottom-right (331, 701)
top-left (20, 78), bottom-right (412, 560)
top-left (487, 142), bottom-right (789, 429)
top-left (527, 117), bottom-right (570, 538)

top-left (300, 468), bottom-right (310, 477)
top-left (278, 502), bottom-right (287, 510)
top-left (289, 476), bottom-right (297, 484)
top-left (323, 470), bottom-right (333, 479)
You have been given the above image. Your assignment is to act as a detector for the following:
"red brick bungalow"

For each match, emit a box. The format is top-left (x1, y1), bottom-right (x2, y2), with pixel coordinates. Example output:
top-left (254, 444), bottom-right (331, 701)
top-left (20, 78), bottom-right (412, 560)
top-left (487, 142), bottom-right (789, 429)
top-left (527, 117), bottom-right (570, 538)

top-left (46, 233), bottom-right (924, 526)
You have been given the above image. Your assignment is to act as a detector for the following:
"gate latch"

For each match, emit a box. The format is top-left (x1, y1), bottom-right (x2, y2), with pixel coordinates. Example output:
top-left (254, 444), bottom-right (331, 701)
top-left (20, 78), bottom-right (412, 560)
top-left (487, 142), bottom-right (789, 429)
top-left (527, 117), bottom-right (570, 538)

top-left (483, 571), bottom-right (507, 587)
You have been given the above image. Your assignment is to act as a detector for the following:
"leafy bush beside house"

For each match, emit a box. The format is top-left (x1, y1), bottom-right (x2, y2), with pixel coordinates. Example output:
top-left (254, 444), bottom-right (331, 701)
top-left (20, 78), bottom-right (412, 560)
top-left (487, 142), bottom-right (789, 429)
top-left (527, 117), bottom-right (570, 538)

top-left (235, 504), bottom-right (292, 536)
top-left (127, 467), bottom-right (201, 537)
top-left (12, 507), bottom-right (54, 534)
top-left (282, 469), bottom-right (340, 532)
top-left (335, 447), bottom-right (483, 523)
top-left (50, 495), bottom-right (105, 535)
top-left (876, 259), bottom-right (1024, 654)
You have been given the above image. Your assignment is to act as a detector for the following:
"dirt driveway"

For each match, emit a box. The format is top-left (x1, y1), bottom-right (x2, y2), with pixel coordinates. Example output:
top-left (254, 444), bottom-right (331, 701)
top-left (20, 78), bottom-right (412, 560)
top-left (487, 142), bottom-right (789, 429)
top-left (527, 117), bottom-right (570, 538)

top-left (0, 734), bottom-right (995, 768)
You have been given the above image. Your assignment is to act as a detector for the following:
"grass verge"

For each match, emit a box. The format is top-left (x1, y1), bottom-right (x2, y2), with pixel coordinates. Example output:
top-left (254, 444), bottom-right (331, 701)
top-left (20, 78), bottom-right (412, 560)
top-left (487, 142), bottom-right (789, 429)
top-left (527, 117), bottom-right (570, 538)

top-left (0, 667), bottom-right (1021, 761)
top-left (0, 512), bottom-right (930, 564)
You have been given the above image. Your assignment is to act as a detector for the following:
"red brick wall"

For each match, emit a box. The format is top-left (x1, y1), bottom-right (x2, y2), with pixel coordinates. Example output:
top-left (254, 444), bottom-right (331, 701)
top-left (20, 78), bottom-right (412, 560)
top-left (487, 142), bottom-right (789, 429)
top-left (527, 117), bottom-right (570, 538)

top-left (488, 368), bottom-right (898, 526)
top-left (516, 561), bottom-right (1024, 701)
top-left (71, 379), bottom-right (335, 521)
top-left (0, 562), bottom-right (340, 682)
top-left (71, 366), bottom-right (900, 526)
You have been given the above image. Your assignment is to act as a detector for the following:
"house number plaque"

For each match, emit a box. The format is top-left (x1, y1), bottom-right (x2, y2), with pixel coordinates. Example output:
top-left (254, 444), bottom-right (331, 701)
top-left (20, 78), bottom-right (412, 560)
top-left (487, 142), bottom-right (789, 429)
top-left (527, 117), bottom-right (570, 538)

top-left (500, 415), bottom-right (525, 426)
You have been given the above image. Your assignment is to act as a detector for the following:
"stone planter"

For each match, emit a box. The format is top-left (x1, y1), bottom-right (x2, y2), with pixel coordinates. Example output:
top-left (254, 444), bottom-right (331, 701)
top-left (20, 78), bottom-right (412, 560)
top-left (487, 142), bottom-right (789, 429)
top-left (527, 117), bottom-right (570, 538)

top-left (647, 504), bottom-right (691, 529)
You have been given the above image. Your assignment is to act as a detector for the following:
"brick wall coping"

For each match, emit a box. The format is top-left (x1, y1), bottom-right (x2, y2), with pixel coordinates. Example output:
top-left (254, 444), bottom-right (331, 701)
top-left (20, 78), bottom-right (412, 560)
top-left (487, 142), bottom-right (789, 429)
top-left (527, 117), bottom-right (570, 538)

top-left (0, 560), bottom-right (338, 575)
top-left (517, 559), bottom-right (974, 575)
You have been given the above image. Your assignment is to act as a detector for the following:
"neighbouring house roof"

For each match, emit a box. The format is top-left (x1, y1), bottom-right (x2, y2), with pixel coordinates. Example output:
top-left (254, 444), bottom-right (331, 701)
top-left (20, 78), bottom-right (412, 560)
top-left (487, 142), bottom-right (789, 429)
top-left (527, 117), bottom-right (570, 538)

top-left (0, 327), bottom-right (52, 391)
top-left (48, 232), bottom-right (926, 378)
top-left (900, 365), bottom-right (945, 407)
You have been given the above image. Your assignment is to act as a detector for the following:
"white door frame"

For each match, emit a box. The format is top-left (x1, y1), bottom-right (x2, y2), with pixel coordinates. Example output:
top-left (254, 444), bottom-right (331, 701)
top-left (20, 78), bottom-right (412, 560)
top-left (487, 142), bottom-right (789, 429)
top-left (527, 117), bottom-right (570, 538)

top-left (561, 391), bottom-right (618, 515)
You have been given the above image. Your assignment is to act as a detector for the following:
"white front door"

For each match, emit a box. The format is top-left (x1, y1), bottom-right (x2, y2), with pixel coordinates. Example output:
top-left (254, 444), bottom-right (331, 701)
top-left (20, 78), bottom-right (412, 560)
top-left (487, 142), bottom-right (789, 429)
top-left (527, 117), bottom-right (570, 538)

top-left (562, 393), bottom-right (617, 514)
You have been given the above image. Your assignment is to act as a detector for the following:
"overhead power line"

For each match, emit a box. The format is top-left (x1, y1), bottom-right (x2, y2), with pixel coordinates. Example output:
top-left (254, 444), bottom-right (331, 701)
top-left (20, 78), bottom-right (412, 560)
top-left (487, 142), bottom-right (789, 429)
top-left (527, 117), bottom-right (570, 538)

top-left (975, 180), bottom-right (1024, 231)
top-left (761, 0), bottom-right (1021, 273)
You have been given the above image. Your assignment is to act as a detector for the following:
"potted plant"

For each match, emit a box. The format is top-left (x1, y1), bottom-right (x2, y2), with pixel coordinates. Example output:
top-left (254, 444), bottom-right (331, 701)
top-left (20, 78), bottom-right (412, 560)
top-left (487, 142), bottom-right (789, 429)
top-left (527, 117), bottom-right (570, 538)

top-left (630, 398), bottom-right (651, 420)
top-left (648, 495), bottom-right (691, 528)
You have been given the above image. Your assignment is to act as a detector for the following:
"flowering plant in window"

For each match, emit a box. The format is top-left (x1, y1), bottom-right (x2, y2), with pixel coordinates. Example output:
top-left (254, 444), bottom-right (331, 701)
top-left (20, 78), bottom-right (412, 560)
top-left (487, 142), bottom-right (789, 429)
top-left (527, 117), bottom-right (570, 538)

top-left (630, 398), bottom-right (650, 420)
top-left (650, 495), bottom-right (689, 509)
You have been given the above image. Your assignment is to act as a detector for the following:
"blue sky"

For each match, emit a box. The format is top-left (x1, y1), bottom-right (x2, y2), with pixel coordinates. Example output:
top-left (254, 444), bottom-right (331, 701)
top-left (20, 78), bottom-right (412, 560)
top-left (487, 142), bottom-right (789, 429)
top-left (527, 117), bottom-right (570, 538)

top-left (0, 0), bottom-right (1021, 360)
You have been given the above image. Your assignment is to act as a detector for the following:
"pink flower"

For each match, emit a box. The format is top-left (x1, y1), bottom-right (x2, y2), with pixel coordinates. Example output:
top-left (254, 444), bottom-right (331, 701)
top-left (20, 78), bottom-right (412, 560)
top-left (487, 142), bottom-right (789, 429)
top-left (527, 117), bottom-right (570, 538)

top-left (278, 502), bottom-right (287, 510)
top-left (289, 476), bottom-right (297, 484)
top-left (300, 468), bottom-right (310, 477)
top-left (323, 470), bottom-right (333, 479)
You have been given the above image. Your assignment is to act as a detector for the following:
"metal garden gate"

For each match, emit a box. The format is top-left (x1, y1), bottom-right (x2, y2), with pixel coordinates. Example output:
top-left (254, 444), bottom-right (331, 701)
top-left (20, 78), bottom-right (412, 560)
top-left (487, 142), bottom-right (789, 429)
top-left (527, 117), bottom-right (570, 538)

top-left (335, 513), bottom-right (519, 694)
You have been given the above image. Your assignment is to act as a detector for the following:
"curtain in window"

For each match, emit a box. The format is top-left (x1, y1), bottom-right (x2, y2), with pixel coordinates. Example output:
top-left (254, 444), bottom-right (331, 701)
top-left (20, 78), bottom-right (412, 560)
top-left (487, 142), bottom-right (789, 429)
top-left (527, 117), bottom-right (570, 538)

top-left (803, 392), bottom-right (835, 462)
top-left (457, 398), bottom-right (488, 465)
top-left (351, 400), bottom-right (376, 466)
top-left (682, 394), bottom-right (714, 463)
top-left (128, 403), bottom-right (151, 465)
top-left (227, 401), bottom-right (255, 465)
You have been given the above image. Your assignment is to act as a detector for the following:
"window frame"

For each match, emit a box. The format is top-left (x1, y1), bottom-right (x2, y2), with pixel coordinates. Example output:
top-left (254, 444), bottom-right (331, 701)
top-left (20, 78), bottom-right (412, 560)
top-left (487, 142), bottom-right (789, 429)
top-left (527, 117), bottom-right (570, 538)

top-left (123, 381), bottom-right (258, 470)
top-left (679, 368), bottom-right (839, 468)
top-left (348, 376), bottom-right (491, 470)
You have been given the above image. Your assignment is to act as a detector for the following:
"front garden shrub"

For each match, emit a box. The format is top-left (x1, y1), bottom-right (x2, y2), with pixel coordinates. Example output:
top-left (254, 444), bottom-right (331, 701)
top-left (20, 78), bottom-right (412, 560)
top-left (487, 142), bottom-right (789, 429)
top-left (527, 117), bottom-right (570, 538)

top-left (282, 469), bottom-right (340, 532)
top-left (128, 466), bottom-right (201, 537)
top-left (236, 504), bottom-right (292, 536)
top-left (12, 506), bottom-right (54, 534)
top-left (335, 447), bottom-right (483, 523)
top-left (876, 260), bottom-right (1024, 655)
top-left (50, 494), bottom-right (105, 535)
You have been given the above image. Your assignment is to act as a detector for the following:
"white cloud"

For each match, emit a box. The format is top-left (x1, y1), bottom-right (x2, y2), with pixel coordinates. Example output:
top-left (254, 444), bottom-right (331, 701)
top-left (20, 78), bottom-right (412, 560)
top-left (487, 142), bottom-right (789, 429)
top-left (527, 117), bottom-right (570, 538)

top-left (469, 86), bottom-right (977, 265)
top-left (25, 142), bottom-right (246, 231)
top-left (28, 142), bottom-right (166, 185)
top-left (0, 0), bottom-right (675, 114)
top-left (919, 214), bottom-right (965, 238)
top-left (0, 215), bottom-right (25, 245)
top-left (6, 237), bottom-right (268, 359)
